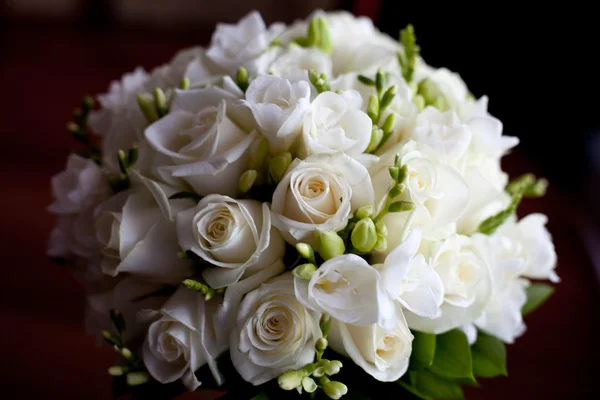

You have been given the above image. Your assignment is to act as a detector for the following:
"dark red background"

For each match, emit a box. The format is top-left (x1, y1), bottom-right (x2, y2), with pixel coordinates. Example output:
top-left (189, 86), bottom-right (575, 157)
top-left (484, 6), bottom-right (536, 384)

top-left (1, 11), bottom-right (598, 400)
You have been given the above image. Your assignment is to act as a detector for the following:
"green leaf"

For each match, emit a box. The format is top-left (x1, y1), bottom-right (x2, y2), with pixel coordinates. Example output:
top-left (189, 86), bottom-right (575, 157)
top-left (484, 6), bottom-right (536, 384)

top-left (250, 393), bottom-right (269, 400)
top-left (398, 380), bottom-right (433, 400)
top-left (471, 332), bottom-right (507, 378)
top-left (109, 309), bottom-right (126, 336)
top-left (412, 370), bottom-right (464, 399)
top-left (429, 329), bottom-right (474, 381)
top-left (410, 331), bottom-right (436, 370)
top-left (522, 283), bottom-right (555, 315)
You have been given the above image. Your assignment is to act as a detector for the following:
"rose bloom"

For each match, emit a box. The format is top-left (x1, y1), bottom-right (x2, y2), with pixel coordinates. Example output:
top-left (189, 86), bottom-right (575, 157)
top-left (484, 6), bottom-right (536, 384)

top-left (230, 273), bottom-right (321, 385)
top-left (271, 152), bottom-right (374, 245)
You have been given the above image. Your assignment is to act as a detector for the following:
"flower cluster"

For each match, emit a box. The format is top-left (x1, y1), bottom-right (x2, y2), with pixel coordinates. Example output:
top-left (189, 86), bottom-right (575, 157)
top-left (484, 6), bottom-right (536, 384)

top-left (47, 9), bottom-right (558, 399)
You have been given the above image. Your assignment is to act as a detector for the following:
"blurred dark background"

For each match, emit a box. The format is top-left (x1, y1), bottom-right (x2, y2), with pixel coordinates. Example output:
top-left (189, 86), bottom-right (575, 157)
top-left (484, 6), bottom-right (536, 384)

top-left (1, 1), bottom-right (598, 399)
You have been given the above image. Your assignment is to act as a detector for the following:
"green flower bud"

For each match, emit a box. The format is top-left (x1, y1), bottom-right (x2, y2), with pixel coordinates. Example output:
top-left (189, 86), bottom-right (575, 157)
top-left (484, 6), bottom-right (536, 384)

top-left (325, 360), bottom-right (343, 376)
top-left (302, 377), bottom-right (318, 393)
top-left (121, 347), bottom-right (134, 361)
top-left (293, 263), bottom-right (317, 280)
top-left (307, 17), bottom-right (320, 46)
top-left (506, 173), bottom-right (536, 195)
top-left (389, 166), bottom-right (400, 181)
top-left (388, 201), bottom-right (415, 213)
top-left (127, 372), bottom-right (149, 386)
top-left (153, 88), bottom-right (168, 117)
top-left (316, 337), bottom-right (329, 352)
top-left (413, 94), bottom-right (426, 111)
top-left (357, 74), bottom-right (376, 86)
top-left (236, 67), bottom-right (249, 87)
top-left (365, 126), bottom-right (383, 153)
top-left (355, 204), bottom-right (374, 219)
top-left (382, 113), bottom-right (396, 134)
top-left (375, 68), bottom-right (386, 95)
top-left (397, 165), bottom-right (408, 184)
top-left (323, 380), bottom-right (348, 399)
top-left (434, 96), bottom-right (449, 112)
top-left (351, 218), bottom-right (377, 253)
top-left (278, 370), bottom-right (303, 391)
top-left (317, 17), bottom-right (332, 54)
top-left (389, 184), bottom-right (403, 199)
top-left (379, 85), bottom-right (397, 111)
top-left (302, 363), bottom-right (317, 375)
top-left (137, 93), bottom-right (159, 123)
top-left (320, 314), bottom-right (332, 337)
top-left (316, 231), bottom-right (345, 261)
top-left (313, 366), bottom-right (326, 378)
top-left (238, 169), bottom-right (258, 193)
top-left (295, 242), bottom-right (315, 262)
top-left (367, 95), bottom-right (379, 123)
top-left (374, 236), bottom-right (387, 252)
top-left (525, 178), bottom-right (548, 197)
top-left (375, 220), bottom-right (387, 237)
top-left (108, 365), bottom-right (127, 377)
top-left (179, 77), bottom-right (190, 90)
top-left (249, 138), bottom-right (269, 170)
top-left (268, 152), bottom-right (292, 183)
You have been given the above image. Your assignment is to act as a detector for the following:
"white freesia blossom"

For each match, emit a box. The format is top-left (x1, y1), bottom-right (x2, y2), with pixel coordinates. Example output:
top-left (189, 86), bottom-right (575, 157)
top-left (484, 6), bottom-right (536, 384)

top-left (405, 234), bottom-right (492, 334)
top-left (376, 228), bottom-right (444, 319)
top-left (141, 287), bottom-right (227, 391)
top-left (206, 11), bottom-right (284, 75)
top-left (271, 152), bottom-right (374, 244)
top-left (176, 195), bottom-right (285, 288)
top-left (268, 46), bottom-right (332, 82)
top-left (497, 214), bottom-right (559, 282)
top-left (299, 90), bottom-right (373, 163)
top-left (329, 304), bottom-right (413, 381)
top-left (295, 254), bottom-right (395, 329)
top-left (231, 273), bottom-right (321, 385)
top-left (242, 75), bottom-right (310, 153)
top-left (95, 171), bottom-right (192, 283)
top-left (145, 87), bottom-right (258, 196)
top-left (48, 154), bottom-right (110, 215)
top-left (371, 140), bottom-right (469, 244)
top-left (472, 233), bottom-right (529, 343)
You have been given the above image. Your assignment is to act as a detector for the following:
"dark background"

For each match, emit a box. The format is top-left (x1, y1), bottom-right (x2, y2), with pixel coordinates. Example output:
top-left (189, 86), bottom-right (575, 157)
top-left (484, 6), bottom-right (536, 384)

top-left (1, 1), bottom-right (598, 399)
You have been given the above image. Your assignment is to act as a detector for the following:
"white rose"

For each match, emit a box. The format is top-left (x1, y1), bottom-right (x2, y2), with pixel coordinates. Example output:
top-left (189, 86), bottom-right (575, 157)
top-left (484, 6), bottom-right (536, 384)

top-left (405, 234), bottom-right (492, 334)
top-left (176, 194), bottom-right (285, 288)
top-left (95, 171), bottom-right (192, 283)
top-left (328, 304), bottom-right (413, 382)
top-left (230, 273), bottom-right (321, 385)
top-left (497, 214), bottom-right (559, 282)
top-left (206, 11), bottom-right (284, 75)
top-left (268, 46), bottom-right (332, 82)
top-left (271, 152), bottom-right (374, 244)
top-left (141, 287), bottom-right (227, 391)
top-left (472, 233), bottom-right (528, 343)
top-left (371, 141), bottom-right (469, 243)
top-left (84, 277), bottom-right (169, 344)
top-left (375, 228), bottom-right (444, 319)
top-left (299, 91), bottom-right (373, 162)
top-left (241, 75), bottom-right (310, 153)
top-left (295, 254), bottom-right (395, 329)
top-left (48, 154), bottom-right (110, 215)
top-left (145, 87), bottom-right (258, 196)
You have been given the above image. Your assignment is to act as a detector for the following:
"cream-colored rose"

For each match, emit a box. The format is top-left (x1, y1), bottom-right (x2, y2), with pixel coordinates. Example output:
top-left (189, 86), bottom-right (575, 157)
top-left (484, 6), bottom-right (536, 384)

top-left (328, 304), bottom-right (413, 382)
top-left (230, 273), bottom-right (321, 385)
top-left (271, 152), bottom-right (374, 245)
top-left (141, 287), bottom-right (227, 391)
top-left (95, 171), bottom-right (192, 283)
top-left (176, 195), bottom-right (285, 288)
top-left (145, 86), bottom-right (258, 196)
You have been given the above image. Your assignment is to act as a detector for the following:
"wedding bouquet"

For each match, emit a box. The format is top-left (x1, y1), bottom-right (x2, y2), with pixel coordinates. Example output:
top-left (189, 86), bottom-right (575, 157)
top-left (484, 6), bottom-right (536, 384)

top-left (47, 9), bottom-right (559, 400)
